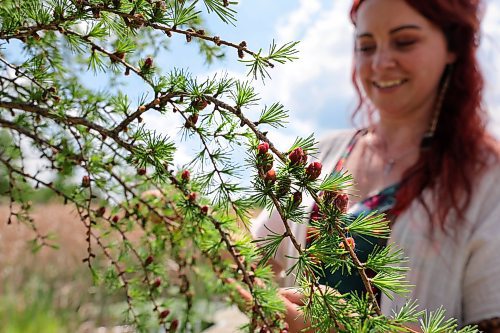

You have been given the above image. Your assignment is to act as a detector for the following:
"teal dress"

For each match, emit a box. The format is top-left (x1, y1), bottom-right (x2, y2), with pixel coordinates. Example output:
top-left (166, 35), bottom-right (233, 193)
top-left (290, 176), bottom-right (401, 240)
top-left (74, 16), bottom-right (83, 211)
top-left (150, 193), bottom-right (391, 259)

top-left (306, 129), bottom-right (401, 298)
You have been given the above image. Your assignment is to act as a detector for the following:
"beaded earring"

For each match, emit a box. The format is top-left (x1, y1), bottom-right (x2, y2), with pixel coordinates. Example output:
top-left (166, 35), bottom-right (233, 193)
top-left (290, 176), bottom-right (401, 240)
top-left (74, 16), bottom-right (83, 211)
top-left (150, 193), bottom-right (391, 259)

top-left (420, 65), bottom-right (453, 150)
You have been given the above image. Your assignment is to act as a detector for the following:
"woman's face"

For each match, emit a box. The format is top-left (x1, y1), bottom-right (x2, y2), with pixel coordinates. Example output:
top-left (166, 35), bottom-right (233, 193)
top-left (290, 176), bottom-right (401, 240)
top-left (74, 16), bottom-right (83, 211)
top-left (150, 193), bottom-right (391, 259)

top-left (354, 0), bottom-right (456, 119)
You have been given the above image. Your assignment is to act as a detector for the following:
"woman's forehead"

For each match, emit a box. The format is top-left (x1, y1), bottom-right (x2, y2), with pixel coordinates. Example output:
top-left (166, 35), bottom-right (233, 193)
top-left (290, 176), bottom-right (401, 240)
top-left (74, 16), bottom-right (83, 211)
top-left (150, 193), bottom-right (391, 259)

top-left (355, 0), bottom-right (431, 34)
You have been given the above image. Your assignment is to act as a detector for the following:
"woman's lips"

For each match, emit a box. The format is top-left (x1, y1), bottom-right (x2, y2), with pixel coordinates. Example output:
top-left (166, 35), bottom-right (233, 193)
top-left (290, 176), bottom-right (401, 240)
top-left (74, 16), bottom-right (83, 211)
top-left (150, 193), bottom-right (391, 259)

top-left (373, 79), bottom-right (408, 89)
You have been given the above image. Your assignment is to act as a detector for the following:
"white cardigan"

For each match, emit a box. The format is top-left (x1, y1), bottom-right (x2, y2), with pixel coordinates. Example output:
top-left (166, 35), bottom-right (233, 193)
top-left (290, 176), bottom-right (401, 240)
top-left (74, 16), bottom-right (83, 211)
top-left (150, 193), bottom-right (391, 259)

top-left (251, 129), bottom-right (500, 326)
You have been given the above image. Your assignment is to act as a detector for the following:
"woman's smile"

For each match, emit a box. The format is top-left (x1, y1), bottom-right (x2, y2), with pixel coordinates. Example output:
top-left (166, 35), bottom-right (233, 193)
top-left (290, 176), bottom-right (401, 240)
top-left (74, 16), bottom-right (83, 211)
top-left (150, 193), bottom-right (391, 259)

top-left (372, 78), bottom-right (408, 89)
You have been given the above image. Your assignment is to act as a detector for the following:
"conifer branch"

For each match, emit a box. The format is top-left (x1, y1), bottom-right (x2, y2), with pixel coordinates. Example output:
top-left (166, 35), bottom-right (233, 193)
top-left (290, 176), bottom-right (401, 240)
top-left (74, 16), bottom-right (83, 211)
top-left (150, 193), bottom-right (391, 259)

top-left (0, 99), bottom-right (280, 329)
top-left (167, 170), bottom-right (279, 329)
top-left (0, 2), bottom-right (481, 331)
top-left (205, 92), bottom-right (386, 323)
top-left (0, 101), bottom-right (133, 150)
top-left (176, 105), bottom-right (250, 225)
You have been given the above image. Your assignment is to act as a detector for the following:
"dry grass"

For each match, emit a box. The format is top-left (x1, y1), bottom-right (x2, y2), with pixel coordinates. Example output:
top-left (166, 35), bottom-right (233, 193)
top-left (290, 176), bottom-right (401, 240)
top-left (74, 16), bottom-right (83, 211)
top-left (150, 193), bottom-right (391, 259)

top-left (0, 201), bottom-right (258, 332)
top-left (0, 203), bottom-right (127, 332)
top-left (0, 203), bottom-right (88, 289)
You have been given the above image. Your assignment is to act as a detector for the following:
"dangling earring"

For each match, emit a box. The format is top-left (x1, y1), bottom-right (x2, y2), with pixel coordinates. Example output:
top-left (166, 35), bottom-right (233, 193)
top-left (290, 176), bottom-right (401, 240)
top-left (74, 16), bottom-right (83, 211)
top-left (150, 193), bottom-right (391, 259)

top-left (420, 65), bottom-right (453, 150)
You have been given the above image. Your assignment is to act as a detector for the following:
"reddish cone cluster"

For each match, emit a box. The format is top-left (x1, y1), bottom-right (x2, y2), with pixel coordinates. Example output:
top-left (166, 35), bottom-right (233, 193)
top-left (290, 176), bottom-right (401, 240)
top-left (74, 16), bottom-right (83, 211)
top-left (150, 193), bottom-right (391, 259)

top-left (187, 192), bottom-right (197, 202)
top-left (96, 206), bottom-right (106, 218)
top-left (200, 205), bottom-right (209, 215)
top-left (305, 161), bottom-right (322, 180)
top-left (322, 191), bottom-right (337, 206)
top-left (111, 50), bottom-right (125, 63)
top-left (159, 309), bottom-right (170, 319)
top-left (322, 191), bottom-right (349, 214)
top-left (339, 237), bottom-right (356, 250)
top-left (169, 319), bottom-right (179, 332)
top-left (184, 114), bottom-right (199, 128)
top-left (137, 167), bottom-right (146, 176)
top-left (192, 98), bottom-right (208, 110)
top-left (145, 255), bottom-right (154, 266)
top-left (257, 142), bottom-right (269, 155)
top-left (291, 191), bottom-right (302, 209)
top-left (152, 278), bottom-right (161, 289)
top-left (81, 175), bottom-right (91, 188)
top-left (288, 147), bottom-right (307, 166)
top-left (256, 142), bottom-right (274, 174)
top-left (181, 170), bottom-right (190, 182)
top-left (144, 56), bottom-right (153, 69)
top-left (334, 193), bottom-right (349, 214)
top-left (264, 169), bottom-right (277, 185)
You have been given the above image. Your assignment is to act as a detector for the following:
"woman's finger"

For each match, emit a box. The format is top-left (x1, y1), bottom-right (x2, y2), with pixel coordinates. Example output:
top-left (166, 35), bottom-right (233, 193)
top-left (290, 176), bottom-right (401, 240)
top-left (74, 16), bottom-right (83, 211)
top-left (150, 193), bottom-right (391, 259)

top-left (225, 277), bottom-right (253, 304)
top-left (281, 295), bottom-right (313, 333)
top-left (279, 287), bottom-right (305, 306)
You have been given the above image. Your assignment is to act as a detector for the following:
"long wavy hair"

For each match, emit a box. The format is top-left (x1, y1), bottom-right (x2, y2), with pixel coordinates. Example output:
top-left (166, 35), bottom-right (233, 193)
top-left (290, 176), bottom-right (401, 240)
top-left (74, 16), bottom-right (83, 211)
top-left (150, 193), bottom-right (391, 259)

top-left (349, 0), bottom-right (498, 230)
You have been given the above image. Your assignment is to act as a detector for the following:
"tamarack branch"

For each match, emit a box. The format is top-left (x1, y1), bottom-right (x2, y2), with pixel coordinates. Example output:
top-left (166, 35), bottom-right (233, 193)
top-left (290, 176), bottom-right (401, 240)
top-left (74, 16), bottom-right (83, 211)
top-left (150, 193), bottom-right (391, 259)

top-left (0, 1), bottom-right (478, 332)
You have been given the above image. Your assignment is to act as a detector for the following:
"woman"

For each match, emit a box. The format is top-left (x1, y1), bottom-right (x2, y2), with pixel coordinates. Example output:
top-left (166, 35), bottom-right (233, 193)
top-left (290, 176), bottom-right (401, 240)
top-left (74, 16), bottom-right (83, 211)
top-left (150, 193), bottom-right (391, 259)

top-left (252, 0), bottom-right (500, 331)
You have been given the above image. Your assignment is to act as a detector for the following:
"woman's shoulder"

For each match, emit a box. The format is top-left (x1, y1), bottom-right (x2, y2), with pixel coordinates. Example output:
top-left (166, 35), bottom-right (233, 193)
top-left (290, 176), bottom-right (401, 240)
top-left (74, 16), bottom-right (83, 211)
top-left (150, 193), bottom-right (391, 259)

top-left (317, 128), bottom-right (357, 147)
top-left (465, 145), bottom-right (500, 228)
top-left (316, 128), bottom-right (357, 156)
top-left (476, 134), bottom-right (500, 191)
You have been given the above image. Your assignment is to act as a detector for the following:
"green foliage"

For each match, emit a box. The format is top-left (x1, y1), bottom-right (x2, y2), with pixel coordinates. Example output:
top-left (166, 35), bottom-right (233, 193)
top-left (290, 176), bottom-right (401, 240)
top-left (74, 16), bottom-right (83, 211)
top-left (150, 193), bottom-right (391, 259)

top-left (253, 226), bottom-right (286, 267)
top-left (419, 307), bottom-right (474, 333)
top-left (202, 0), bottom-right (238, 25)
top-left (366, 244), bottom-right (408, 274)
top-left (371, 271), bottom-right (412, 300)
top-left (288, 133), bottom-right (318, 155)
top-left (257, 102), bottom-right (289, 128)
top-left (232, 80), bottom-right (260, 107)
top-left (319, 170), bottom-right (354, 192)
top-left (0, 289), bottom-right (71, 333)
top-left (171, 0), bottom-right (201, 27)
top-left (242, 40), bottom-right (300, 80)
top-left (0, 0), bottom-right (480, 332)
top-left (344, 211), bottom-right (391, 239)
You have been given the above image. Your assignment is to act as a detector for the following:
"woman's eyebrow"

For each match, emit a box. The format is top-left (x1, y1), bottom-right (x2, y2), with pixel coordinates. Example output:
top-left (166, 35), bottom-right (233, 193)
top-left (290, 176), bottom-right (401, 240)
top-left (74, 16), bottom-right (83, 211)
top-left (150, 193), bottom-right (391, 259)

top-left (356, 24), bottom-right (422, 39)
top-left (389, 24), bottom-right (422, 34)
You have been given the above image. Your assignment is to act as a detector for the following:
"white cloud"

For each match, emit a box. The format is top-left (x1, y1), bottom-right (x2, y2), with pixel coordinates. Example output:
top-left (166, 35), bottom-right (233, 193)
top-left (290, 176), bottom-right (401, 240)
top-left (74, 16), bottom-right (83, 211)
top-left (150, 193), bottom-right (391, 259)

top-left (255, 0), bottom-right (500, 138)
top-left (276, 0), bottom-right (323, 42)
top-left (480, 0), bottom-right (500, 137)
top-left (142, 110), bottom-right (193, 167)
top-left (249, 1), bottom-right (356, 140)
top-left (144, 0), bottom-right (500, 163)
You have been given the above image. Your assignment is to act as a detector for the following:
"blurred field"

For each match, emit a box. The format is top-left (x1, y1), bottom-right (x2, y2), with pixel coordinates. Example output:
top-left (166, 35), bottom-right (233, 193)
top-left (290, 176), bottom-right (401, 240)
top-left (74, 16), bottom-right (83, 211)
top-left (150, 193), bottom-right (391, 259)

top-left (0, 201), bottom-right (259, 332)
top-left (0, 203), bottom-right (130, 333)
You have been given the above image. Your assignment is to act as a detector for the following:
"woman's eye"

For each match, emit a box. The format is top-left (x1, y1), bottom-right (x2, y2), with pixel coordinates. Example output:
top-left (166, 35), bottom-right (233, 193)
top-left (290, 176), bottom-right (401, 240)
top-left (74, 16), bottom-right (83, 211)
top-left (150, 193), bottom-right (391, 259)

top-left (395, 40), bottom-right (416, 48)
top-left (356, 45), bottom-right (375, 53)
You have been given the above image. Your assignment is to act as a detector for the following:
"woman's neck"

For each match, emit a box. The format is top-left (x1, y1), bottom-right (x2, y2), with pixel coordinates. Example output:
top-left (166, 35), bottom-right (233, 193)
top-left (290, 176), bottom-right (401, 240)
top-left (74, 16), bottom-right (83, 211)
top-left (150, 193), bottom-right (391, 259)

top-left (373, 117), bottom-right (430, 153)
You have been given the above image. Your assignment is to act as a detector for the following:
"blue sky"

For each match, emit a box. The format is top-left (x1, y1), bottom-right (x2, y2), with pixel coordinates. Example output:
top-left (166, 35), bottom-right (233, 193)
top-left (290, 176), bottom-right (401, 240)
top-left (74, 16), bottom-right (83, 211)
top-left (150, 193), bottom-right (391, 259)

top-left (10, 1), bottom-right (497, 169)
top-left (141, 0), bottom-right (500, 165)
top-left (4, 0), bottom-right (499, 188)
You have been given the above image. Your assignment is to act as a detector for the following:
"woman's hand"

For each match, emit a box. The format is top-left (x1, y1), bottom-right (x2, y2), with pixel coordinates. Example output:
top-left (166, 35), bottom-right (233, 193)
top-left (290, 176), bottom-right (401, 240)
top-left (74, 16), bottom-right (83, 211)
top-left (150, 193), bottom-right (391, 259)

top-left (279, 287), bottom-right (314, 333)
top-left (227, 277), bottom-right (314, 333)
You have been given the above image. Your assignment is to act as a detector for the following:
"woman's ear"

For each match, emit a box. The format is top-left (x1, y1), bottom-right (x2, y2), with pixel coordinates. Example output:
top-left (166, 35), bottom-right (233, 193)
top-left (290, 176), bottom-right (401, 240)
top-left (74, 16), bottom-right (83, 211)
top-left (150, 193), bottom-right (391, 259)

top-left (446, 51), bottom-right (457, 64)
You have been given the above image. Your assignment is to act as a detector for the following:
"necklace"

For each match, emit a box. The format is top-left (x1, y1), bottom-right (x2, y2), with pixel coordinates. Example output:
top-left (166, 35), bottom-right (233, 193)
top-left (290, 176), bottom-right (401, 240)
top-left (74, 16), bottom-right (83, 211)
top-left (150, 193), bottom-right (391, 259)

top-left (382, 147), bottom-right (419, 175)
top-left (366, 129), bottom-right (420, 176)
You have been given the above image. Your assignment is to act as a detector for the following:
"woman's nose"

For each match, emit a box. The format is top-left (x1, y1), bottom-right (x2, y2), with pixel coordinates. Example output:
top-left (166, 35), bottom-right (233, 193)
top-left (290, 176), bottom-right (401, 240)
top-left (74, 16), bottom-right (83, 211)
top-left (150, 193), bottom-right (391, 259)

top-left (371, 47), bottom-right (397, 71)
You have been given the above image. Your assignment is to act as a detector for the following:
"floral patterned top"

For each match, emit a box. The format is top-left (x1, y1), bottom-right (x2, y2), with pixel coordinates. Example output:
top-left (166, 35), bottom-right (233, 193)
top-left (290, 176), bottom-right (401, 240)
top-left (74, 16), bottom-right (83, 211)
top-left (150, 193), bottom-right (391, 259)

top-left (306, 129), bottom-right (401, 297)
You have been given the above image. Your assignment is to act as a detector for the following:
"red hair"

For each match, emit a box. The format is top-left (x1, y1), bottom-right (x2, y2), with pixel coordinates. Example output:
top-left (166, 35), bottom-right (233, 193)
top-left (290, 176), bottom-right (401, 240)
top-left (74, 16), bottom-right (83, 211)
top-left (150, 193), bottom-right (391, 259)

top-left (349, 0), bottom-right (498, 229)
